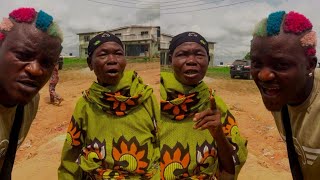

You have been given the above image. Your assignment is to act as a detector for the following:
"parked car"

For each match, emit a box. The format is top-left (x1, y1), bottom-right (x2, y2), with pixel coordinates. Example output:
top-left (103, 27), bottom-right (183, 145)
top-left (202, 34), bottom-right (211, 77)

top-left (230, 59), bottom-right (251, 79)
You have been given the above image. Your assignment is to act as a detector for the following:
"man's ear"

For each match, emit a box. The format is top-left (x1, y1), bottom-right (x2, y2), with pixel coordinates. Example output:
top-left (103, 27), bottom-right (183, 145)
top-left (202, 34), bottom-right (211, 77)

top-left (87, 57), bottom-right (93, 71)
top-left (308, 56), bottom-right (318, 71)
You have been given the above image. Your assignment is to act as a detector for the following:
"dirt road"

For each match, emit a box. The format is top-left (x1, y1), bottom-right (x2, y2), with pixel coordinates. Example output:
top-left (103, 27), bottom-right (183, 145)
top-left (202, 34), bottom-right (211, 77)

top-left (12, 62), bottom-right (291, 179)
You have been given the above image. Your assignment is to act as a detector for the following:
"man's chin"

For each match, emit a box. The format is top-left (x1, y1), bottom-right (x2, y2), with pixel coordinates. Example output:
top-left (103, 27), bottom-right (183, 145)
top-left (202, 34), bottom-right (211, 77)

top-left (263, 100), bottom-right (283, 112)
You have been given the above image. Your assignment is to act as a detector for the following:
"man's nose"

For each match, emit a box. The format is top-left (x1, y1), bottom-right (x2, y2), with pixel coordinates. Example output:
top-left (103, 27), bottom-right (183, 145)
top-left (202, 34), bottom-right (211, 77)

top-left (258, 67), bottom-right (275, 81)
top-left (25, 61), bottom-right (44, 76)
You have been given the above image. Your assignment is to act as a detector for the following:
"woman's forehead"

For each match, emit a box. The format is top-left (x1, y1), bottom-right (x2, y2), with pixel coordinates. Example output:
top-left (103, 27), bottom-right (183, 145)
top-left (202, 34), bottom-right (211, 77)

top-left (174, 42), bottom-right (206, 51)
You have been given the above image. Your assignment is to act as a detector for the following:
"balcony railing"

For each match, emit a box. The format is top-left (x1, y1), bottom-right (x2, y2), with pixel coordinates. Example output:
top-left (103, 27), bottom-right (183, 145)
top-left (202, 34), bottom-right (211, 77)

top-left (119, 34), bottom-right (155, 41)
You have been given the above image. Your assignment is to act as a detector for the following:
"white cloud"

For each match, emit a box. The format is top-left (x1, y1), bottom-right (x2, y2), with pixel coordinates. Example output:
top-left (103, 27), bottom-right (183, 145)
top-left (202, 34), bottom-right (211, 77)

top-left (161, 0), bottom-right (320, 64)
top-left (1, 0), bottom-right (319, 63)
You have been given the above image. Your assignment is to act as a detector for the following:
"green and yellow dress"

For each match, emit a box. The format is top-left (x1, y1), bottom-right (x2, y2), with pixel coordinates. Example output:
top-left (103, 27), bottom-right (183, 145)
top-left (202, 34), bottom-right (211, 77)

top-left (58, 71), bottom-right (160, 180)
top-left (159, 72), bottom-right (247, 180)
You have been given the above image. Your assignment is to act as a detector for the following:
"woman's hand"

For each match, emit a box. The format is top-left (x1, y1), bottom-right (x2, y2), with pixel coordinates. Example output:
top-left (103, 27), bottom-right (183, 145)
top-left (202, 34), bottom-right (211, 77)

top-left (193, 97), bottom-right (222, 138)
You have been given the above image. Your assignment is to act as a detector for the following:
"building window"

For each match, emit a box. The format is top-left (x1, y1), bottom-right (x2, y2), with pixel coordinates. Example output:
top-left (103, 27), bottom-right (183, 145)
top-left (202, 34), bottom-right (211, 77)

top-left (115, 33), bottom-right (121, 37)
top-left (141, 31), bottom-right (149, 36)
top-left (84, 35), bottom-right (90, 42)
top-left (85, 48), bottom-right (88, 55)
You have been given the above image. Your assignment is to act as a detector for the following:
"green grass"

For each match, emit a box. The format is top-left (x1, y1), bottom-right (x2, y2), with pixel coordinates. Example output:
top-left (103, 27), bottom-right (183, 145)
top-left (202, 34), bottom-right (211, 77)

top-left (62, 57), bottom-right (88, 70)
top-left (61, 57), bottom-right (160, 70)
top-left (206, 66), bottom-right (230, 79)
top-left (126, 57), bottom-right (160, 63)
top-left (161, 66), bottom-right (230, 79)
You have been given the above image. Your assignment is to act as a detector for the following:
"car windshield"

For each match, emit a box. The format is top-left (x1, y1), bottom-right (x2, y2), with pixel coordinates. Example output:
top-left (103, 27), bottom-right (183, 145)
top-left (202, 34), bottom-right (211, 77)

top-left (233, 60), bottom-right (249, 66)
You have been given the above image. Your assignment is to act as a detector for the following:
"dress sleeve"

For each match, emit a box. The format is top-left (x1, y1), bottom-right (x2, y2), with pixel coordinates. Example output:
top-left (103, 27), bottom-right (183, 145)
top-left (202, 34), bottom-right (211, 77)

top-left (214, 94), bottom-right (248, 178)
top-left (58, 98), bottom-right (86, 180)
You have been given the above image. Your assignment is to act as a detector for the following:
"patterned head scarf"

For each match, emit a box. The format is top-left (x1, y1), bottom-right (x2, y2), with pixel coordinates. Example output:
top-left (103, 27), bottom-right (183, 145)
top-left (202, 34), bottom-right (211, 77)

top-left (169, 31), bottom-right (210, 58)
top-left (87, 31), bottom-right (124, 57)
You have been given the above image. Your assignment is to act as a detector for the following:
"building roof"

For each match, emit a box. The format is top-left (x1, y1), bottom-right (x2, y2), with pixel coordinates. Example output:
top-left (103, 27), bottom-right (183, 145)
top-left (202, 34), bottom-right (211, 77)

top-left (77, 25), bottom-right (160, 35)
top-left (161, 33), bottom-right (174, 38)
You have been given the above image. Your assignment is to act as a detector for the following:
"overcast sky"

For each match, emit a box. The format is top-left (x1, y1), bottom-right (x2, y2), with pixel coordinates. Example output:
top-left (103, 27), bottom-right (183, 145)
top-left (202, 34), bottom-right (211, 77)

top-left (1, 0), bottom-right (319, 64)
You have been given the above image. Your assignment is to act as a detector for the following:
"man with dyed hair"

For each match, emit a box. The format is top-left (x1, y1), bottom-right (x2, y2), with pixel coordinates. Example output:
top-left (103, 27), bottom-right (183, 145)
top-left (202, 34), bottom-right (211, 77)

top-left (250, 11), bottom-right (318, 179)
top-left (0, 7), bottom-right (63, 179)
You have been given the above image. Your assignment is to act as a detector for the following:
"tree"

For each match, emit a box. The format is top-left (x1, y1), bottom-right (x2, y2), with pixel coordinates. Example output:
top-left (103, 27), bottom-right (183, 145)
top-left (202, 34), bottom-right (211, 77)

top-left (244, 52), bottom-right (251, 60)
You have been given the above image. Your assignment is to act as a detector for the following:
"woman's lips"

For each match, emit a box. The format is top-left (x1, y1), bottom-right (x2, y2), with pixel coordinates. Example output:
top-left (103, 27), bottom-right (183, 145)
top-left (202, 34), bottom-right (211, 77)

top-left (183, 69), bottom-right (199, 78)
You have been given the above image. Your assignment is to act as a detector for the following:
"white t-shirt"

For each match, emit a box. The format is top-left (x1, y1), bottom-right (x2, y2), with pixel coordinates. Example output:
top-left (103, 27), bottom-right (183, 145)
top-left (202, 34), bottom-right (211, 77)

top-left (0, 94), bottom-right (39, 170)
top-left (272, 75), bottom-right (320, 179)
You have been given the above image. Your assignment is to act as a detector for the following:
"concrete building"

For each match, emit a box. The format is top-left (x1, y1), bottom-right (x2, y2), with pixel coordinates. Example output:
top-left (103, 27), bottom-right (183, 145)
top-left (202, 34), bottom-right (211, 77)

top-left (160, 33), bottom-right (215, 66)
top-left (77, 25), bottom-right (160, 58)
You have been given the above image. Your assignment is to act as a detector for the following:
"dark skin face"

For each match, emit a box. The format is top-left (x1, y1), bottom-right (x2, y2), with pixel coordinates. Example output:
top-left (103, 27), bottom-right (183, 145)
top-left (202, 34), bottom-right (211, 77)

top-left (0, 22), bottom-right (62, 107)
top-left (170, 42), bottom-right (209, 86)
top-left (88, 42), bottom-right (126, 86)
top-left (250, 33), bottom-right (317, 111)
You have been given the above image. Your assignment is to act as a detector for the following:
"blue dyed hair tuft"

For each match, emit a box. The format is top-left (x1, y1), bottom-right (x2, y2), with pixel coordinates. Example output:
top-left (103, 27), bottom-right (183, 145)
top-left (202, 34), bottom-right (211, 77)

top-left (266, 11), bottom-right (285, 36)
top-left (35, 10), bottom-right (53, 32)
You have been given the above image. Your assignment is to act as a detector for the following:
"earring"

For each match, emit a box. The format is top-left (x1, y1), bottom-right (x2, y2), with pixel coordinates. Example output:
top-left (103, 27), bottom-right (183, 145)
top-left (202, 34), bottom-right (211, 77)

top-left (309, 72), bottom-right (313, 77)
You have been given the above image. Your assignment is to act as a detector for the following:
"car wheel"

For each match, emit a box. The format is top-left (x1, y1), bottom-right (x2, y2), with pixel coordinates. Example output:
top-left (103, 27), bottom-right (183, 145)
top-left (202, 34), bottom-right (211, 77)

top-left (231, 75), bottom-right (234, 79)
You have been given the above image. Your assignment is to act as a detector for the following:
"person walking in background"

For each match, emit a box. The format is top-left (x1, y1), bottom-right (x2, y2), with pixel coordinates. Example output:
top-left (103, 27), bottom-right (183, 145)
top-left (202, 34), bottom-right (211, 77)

top-left (49, 56), bottom-right (63, 105)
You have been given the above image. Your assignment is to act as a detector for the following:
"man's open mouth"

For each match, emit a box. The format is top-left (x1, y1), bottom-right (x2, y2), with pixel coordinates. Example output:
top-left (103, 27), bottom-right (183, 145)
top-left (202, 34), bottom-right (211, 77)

top-left (261, 86), bottom-right (280, 97)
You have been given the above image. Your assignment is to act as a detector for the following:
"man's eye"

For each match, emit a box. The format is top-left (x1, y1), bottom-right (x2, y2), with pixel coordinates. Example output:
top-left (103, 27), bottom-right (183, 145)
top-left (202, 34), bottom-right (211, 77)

top-left (275, 63), bottom-right (290, 70)
top-left (15, 52), bottom-right (31, 61)
top-left (251, 62), bottom-right (262, 68)
top-left (42, 61), bottom-right (55, 69)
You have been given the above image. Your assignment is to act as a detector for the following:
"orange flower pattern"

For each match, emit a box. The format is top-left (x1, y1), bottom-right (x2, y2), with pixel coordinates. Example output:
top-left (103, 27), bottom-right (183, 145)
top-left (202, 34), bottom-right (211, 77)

top-left (160, 143), bottom-right (191, 180)
top-left (193, 141), bottom-right (217, 176)
top-left (222, 111), bottom-right (243, 166)
top-left (222, 111), bottom-right (238, 136)
top-left (101, 89), bottom-right (141, 116)
top-left (161, 92), bottom-right (199, 120)
top-left (112, 136), bottom-right (150, 175)
top-left (77, 138), bottom-right (106, 166)
top-left (66, 116), bottom-right (82, 147)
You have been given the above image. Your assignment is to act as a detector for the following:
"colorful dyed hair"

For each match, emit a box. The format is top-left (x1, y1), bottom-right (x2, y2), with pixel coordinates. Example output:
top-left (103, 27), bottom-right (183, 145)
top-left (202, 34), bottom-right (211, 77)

top-left (0, 7), bottom-right (63, 42)
top-left (253, 11), bottom-right (316, 56)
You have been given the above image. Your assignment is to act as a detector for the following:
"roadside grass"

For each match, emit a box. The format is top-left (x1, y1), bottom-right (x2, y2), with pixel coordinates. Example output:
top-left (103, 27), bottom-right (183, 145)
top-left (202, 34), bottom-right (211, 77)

top-left (161, 65), bottom-right (231, 79)
top-left (62, 57), bottom-right (87, 70)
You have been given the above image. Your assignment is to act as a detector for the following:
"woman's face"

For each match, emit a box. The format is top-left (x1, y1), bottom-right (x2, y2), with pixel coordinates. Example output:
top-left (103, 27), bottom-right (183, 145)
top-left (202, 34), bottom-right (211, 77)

top-left (171, 42), bottom-right (209, 86)
top-left (88, 42), bottom-right (126, 86)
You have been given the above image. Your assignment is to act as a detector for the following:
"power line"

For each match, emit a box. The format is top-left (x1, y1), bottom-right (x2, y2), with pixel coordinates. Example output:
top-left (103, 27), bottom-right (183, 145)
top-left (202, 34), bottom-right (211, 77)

top-left (127, 0), bottom-right (200, 4)
top-left (160, 0), bottom-right (198, 4)
top-left (161, 0), bottom-right (255, 14)
top-left (161, 0), bottom-right (227, 9)
top-left (87, 0), bottom-right (159, 9)
top-left (160, 0), bottom-right (224, 7)
top-left (98, 0), bottom-right (160, 5)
